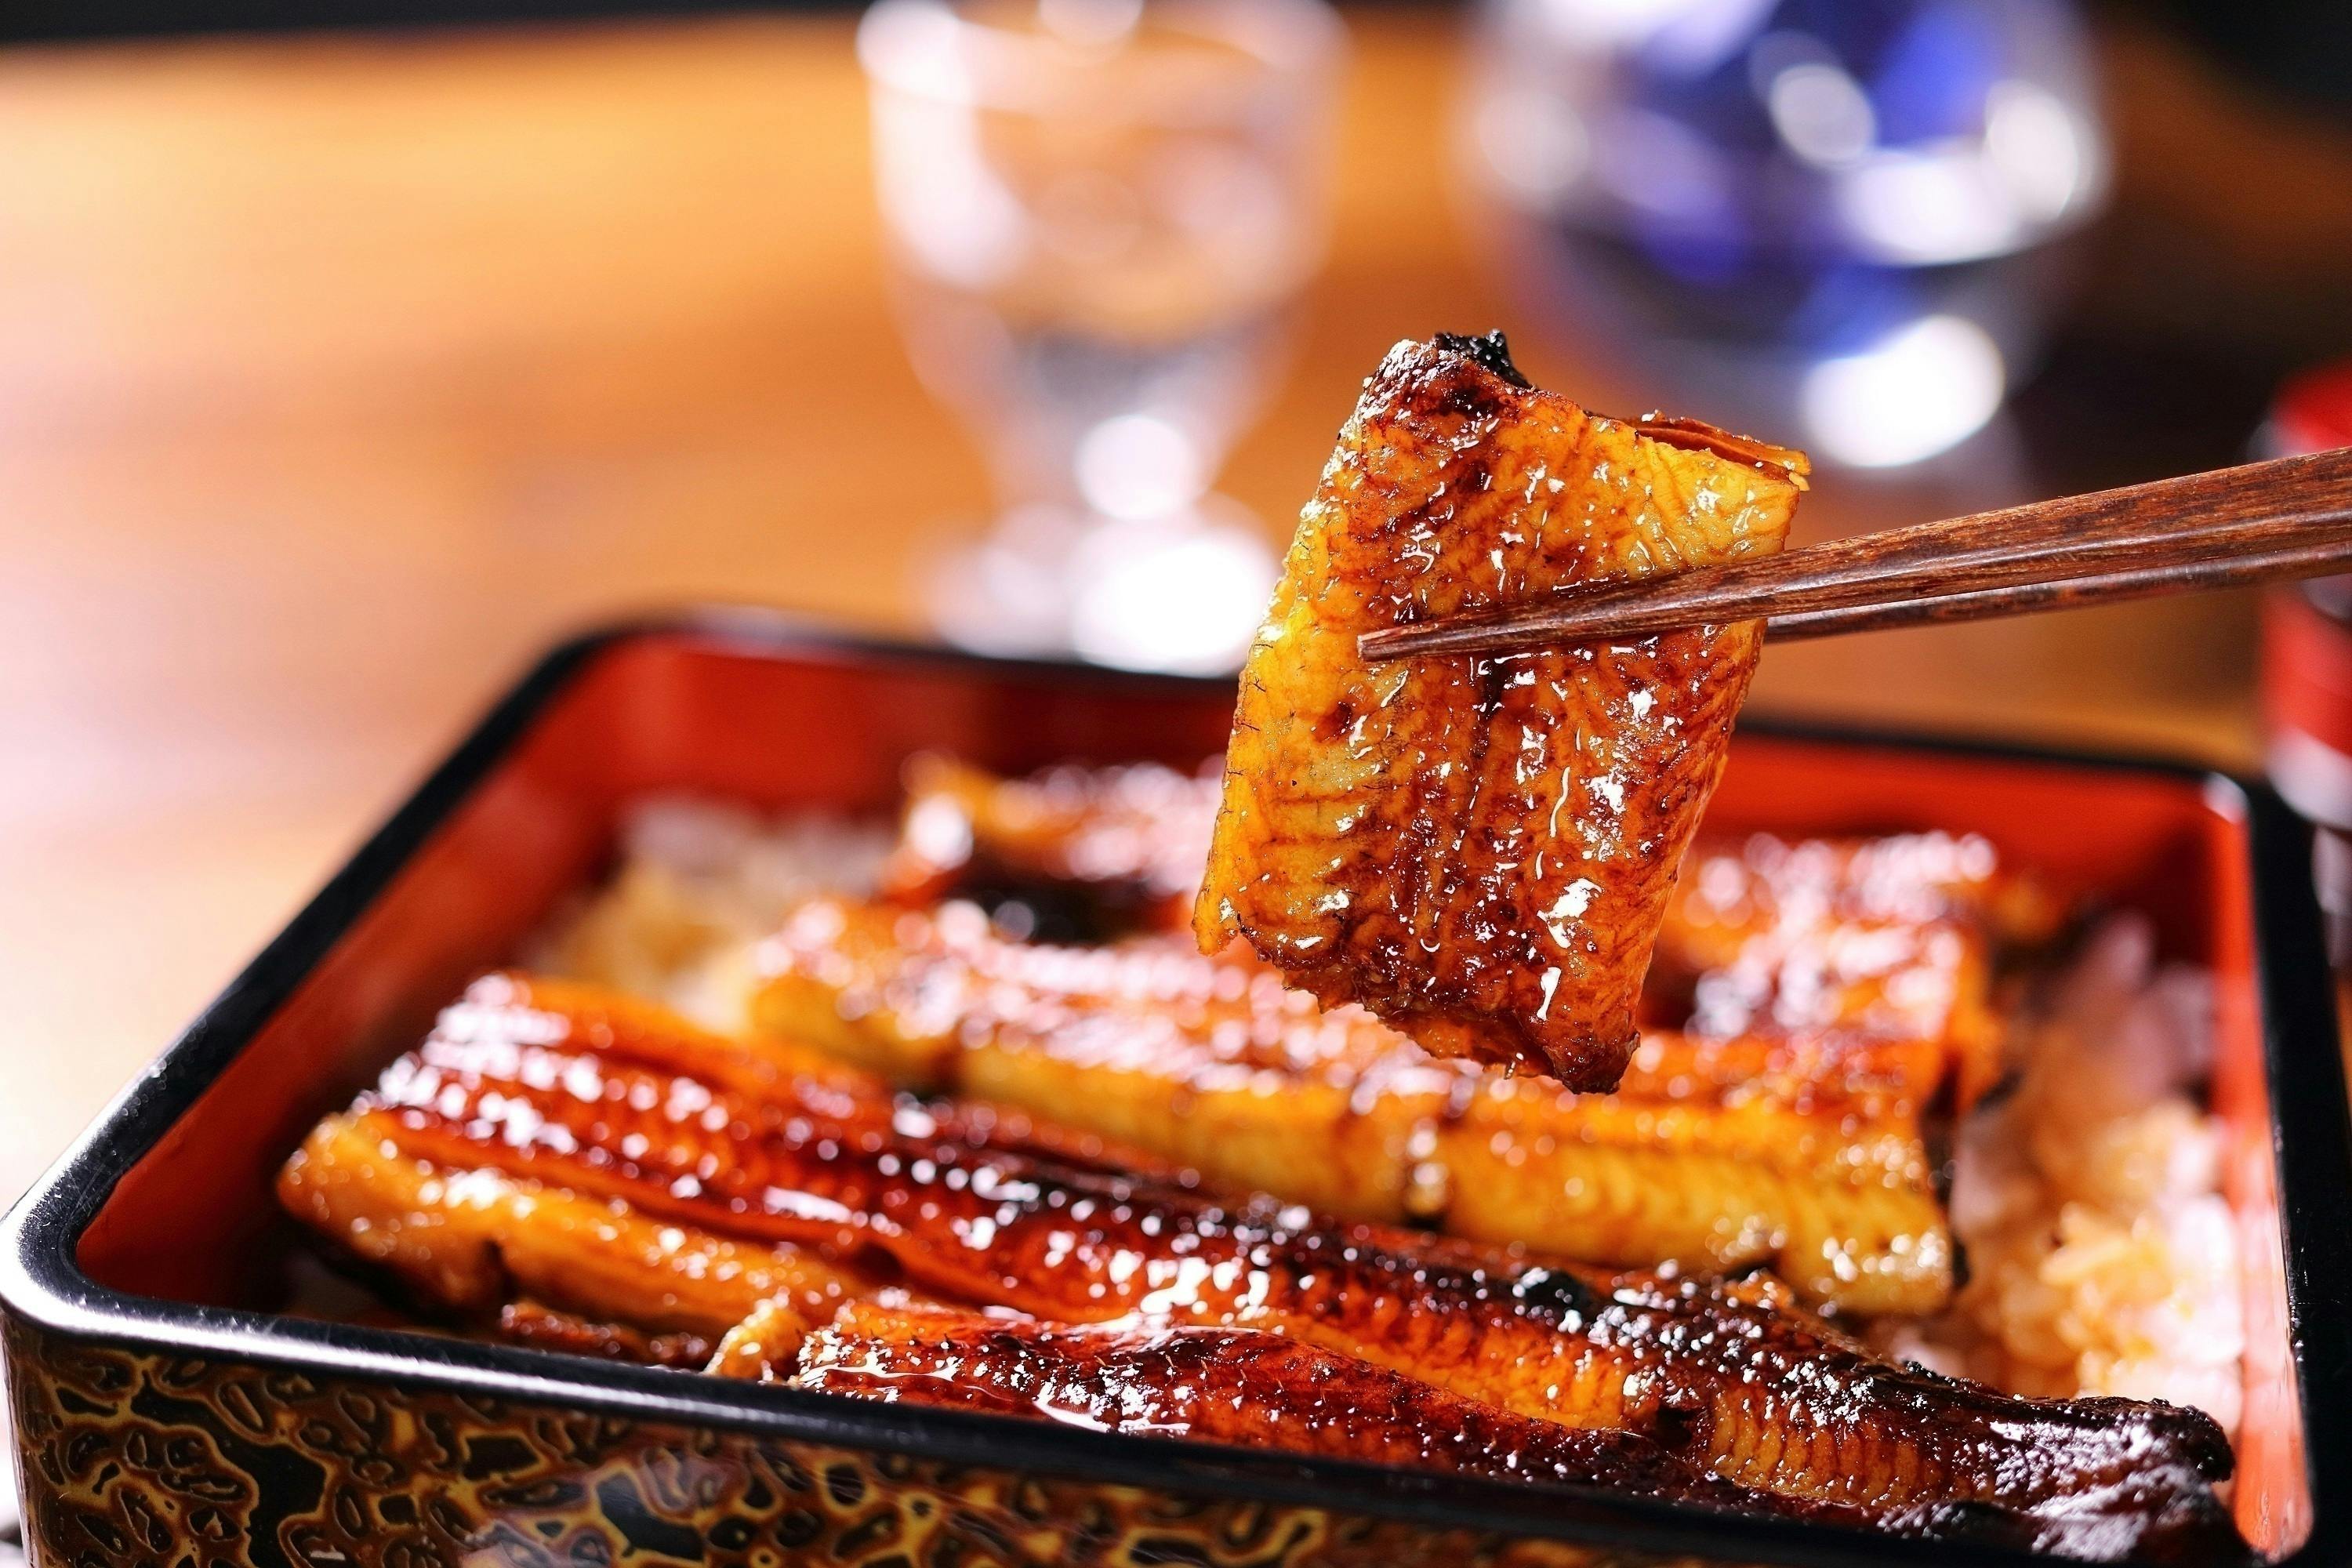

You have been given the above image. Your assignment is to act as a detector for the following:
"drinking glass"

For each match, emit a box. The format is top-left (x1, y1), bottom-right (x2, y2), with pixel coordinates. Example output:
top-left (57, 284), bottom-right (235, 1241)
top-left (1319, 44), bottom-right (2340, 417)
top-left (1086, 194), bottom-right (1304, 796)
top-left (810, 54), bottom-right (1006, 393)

top-left (1458, 0), bottom-right (2107, 470)
top-left (859, 0), bottom-right (1345, 672)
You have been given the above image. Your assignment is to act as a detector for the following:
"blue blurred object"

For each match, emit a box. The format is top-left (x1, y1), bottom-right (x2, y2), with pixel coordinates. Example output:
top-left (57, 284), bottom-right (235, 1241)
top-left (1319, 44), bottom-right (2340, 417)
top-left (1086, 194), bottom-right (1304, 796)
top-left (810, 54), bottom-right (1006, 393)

top-left (1461, 0), bottom-right (2107, 468)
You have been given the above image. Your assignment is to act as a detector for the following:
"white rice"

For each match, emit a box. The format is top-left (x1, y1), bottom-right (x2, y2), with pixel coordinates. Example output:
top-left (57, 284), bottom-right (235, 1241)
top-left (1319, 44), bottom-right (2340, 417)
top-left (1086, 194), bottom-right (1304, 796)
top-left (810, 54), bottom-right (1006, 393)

top-left (543, 799), bottom-right (2245, 1432)
top-left (1881, 915), bottom-right (2244, 1435)
top-left (528, 797), bottom-right (889, 1032)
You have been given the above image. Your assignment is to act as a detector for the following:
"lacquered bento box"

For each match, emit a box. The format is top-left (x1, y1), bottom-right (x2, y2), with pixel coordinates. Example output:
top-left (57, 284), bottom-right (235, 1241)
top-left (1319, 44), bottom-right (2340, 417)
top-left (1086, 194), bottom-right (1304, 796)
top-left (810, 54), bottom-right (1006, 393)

top-left (6, 614), bottom-right (2350, 1568)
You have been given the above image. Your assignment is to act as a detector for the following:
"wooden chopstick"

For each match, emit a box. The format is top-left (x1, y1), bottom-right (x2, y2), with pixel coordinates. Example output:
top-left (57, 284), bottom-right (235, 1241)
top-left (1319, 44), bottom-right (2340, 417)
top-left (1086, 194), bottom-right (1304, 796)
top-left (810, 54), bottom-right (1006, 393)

top-left (1357, 447), bottom-right (2352, 662)
top-left (1764, 534), bottom-right (2352, 641)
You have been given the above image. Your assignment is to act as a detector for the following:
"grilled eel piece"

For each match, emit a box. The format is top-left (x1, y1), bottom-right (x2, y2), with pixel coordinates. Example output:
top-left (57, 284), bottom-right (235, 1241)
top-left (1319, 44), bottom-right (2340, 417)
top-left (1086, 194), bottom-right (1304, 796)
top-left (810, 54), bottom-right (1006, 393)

top-left (1197, 332), bottom-right (1807, 1090)
top-left (717, 1299), bottom-right (1883, 1531)
top-left (858, 757), bottom-right (2027, 1122)
top-left (1661, 831), bottom-right (2063, 1114)
top-left (753, 896), bottom-right (1953, 1316)
top-left (284, 1100), bottom-right (865, 1341)
top-left (277, 975), bottom-right (1171, 1340)
top-left (880, 755), bottom-right (1218, 942)
top-left (280, 974), bottom-right (2242, 1559)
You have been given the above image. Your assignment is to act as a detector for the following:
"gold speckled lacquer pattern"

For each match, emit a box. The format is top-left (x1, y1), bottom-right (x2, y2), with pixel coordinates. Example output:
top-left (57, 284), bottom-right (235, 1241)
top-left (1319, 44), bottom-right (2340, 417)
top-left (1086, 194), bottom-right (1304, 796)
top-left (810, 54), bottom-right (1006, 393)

top-left (2, 1318), bottom-right (1737, 1568)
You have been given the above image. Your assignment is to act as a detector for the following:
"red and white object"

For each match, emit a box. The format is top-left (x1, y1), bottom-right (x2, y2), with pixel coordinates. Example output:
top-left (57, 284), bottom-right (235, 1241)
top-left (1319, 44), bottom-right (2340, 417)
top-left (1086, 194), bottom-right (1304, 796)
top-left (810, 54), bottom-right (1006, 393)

top-left (2258, 362), bottom-right (2352, 957)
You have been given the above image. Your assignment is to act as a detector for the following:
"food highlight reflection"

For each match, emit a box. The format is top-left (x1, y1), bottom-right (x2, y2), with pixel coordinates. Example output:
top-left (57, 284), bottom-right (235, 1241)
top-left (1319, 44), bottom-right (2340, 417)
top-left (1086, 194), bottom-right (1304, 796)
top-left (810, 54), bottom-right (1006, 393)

top-left (9, 2), bottom-right (2349, 1562)
top-left (261, 326), bottom-right (2263, 1558)
top-left (281, 744), bottom-right (2249, 1559)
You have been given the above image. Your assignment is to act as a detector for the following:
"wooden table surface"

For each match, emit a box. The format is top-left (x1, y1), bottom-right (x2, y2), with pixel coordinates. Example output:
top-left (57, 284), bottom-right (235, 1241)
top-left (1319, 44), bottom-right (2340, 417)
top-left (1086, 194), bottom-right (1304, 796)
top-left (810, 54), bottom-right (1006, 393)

top-left (0, 9), bottom-right (2305, 1207)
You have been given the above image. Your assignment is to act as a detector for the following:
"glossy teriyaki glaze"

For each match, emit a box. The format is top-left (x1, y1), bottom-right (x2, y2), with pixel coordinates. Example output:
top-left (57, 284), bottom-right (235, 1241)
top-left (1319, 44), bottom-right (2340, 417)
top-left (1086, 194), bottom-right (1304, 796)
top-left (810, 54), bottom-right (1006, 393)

top-left (278, 974), bottom-right (2242, 1560)
top-left (759, 1301), bottom-right (1867, 1526)
top-left (753, 884), bottom-right (1962, 1316)
top-left (881, 756), bottom-right (1221, 942)
top-left (1196, 333), bottom-right (1808, 1089)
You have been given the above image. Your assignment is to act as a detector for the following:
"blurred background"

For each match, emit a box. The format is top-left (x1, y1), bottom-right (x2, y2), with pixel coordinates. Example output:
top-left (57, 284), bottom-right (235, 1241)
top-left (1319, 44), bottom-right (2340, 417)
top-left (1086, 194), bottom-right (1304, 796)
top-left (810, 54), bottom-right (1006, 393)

top-left (4, 0), bottom-right (2352, 1237)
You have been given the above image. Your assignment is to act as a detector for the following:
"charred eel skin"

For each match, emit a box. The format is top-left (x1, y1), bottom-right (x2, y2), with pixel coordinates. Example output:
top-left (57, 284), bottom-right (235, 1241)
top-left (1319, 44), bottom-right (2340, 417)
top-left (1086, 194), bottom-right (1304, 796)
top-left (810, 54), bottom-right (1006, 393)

top-left (879, 755), bottom-right (1218, 942)
top-left (1197, 332), bottom-right (1806, 1089)
top-left (760, 1300), bottom-right (1877, 1528)
top-left (753, 896), bottom-right (1955, 1316)
top-left (281, 974), bottom-right (2242, 1560)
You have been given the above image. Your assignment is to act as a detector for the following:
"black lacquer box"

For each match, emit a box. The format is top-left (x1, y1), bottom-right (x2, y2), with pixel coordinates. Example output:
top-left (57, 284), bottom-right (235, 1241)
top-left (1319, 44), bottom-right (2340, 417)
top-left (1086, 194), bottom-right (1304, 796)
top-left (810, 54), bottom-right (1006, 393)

top-left (5, 615), bottom-right (2349, 1568)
